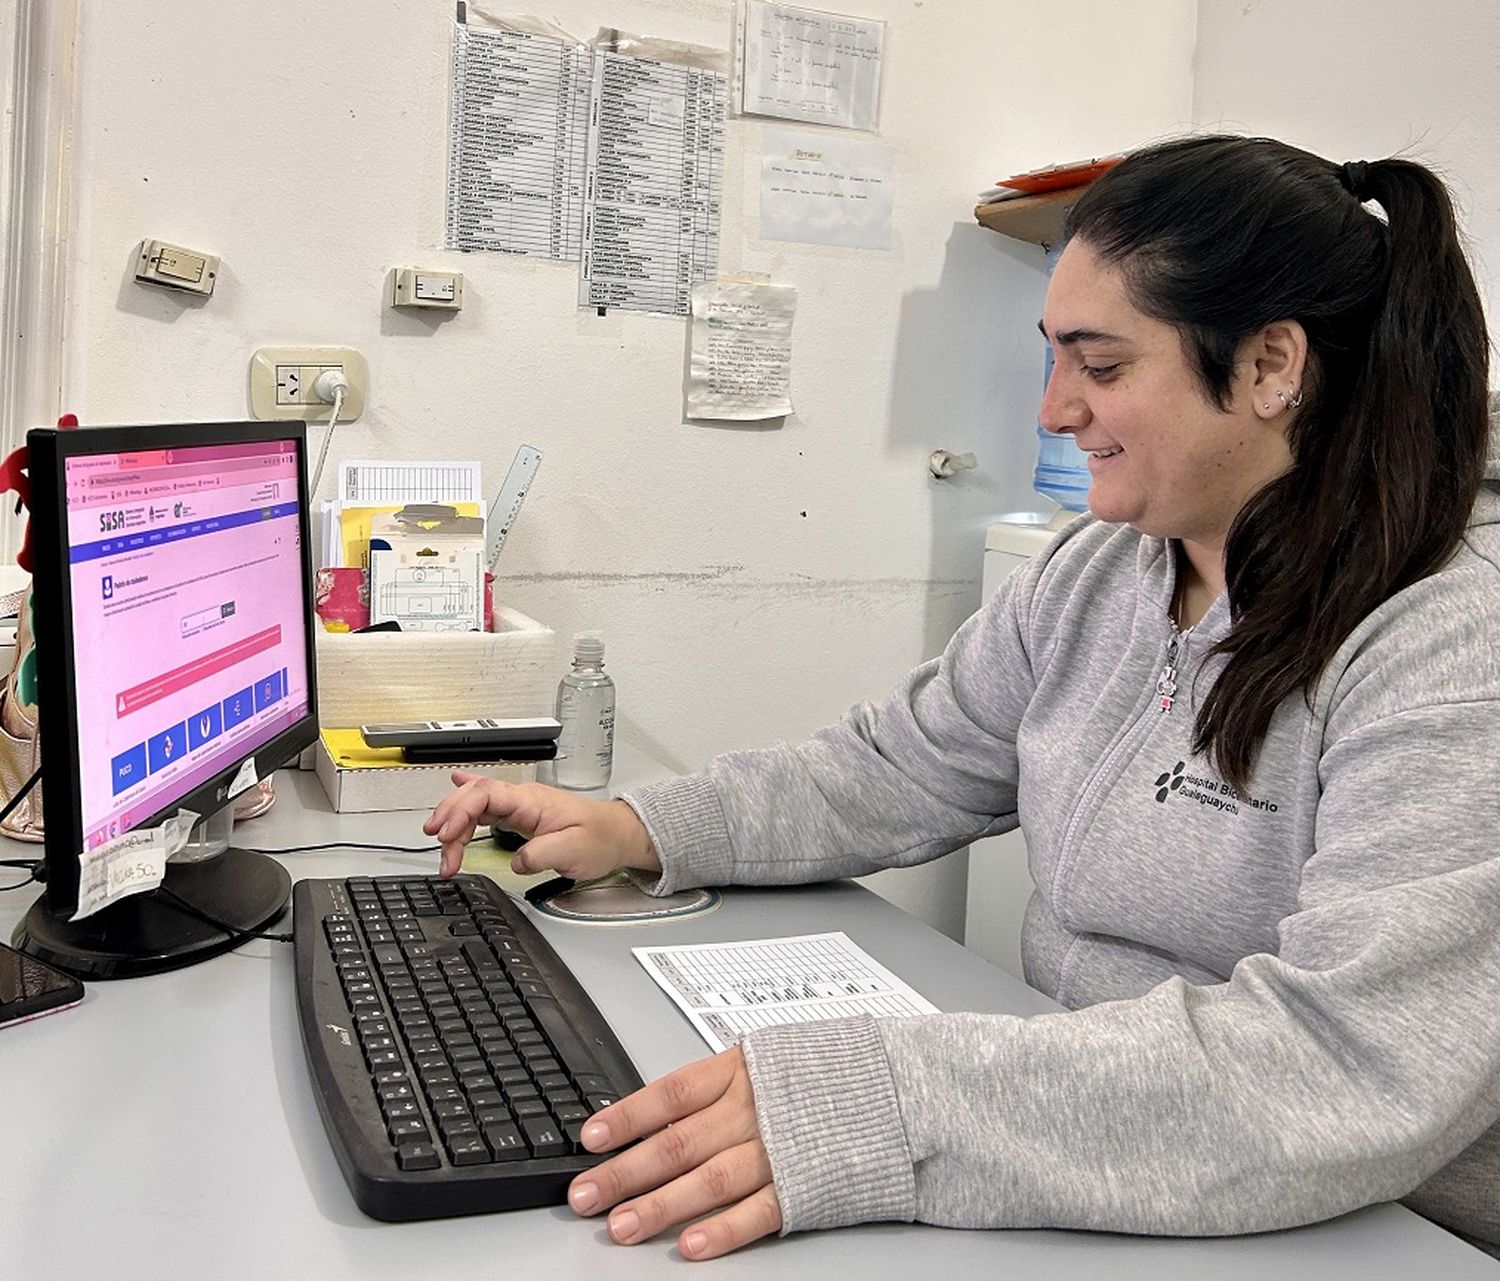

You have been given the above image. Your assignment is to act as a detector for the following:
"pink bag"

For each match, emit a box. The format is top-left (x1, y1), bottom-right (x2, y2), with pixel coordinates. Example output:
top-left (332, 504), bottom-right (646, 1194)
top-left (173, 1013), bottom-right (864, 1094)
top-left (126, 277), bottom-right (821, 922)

top-left (0, 588), bottom-right (42, 841)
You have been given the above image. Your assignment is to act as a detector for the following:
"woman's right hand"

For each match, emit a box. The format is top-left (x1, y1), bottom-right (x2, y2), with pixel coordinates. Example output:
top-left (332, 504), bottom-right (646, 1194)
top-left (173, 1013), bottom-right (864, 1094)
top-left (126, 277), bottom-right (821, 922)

top-left (423, 771), bottom-right (661, 882)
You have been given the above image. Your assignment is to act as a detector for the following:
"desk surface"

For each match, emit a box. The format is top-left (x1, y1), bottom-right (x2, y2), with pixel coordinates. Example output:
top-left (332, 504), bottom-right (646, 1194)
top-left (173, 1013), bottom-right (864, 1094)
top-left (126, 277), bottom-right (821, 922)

top-left (2, 745), bottom-right (1494, 1280)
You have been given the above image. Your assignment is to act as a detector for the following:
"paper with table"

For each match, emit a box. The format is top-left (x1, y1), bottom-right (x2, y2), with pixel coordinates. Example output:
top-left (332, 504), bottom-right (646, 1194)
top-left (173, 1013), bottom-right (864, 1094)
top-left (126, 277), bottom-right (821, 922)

top-left (446, 12), bottom-right (729, 317)
top-left (632, 931), bottom-right (939, 1051)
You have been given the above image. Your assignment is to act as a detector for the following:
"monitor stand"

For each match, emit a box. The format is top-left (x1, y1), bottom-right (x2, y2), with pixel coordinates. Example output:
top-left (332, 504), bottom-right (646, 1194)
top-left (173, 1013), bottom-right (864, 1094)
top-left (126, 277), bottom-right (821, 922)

top-left (13, 846), bottom-right (291, 980)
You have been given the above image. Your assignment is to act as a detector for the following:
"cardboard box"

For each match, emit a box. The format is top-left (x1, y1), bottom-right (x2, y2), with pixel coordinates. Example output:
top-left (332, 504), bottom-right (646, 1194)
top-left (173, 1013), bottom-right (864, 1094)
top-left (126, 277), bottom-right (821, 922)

top-left (315, 605), bottom-right (555, 728)
top-left (314, 729), bottom-right (538, 813)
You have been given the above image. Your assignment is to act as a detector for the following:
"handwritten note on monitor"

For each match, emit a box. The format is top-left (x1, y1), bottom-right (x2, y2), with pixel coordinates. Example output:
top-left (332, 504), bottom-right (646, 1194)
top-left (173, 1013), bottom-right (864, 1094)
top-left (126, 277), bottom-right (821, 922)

top-left (633, 931), bottom-right (938, 1051)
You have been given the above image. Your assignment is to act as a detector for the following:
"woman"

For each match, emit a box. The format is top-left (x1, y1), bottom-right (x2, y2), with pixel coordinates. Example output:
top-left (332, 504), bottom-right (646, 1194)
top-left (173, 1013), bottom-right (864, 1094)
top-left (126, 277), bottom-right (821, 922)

top-left (427, 135), bottom-right (1500, 1259)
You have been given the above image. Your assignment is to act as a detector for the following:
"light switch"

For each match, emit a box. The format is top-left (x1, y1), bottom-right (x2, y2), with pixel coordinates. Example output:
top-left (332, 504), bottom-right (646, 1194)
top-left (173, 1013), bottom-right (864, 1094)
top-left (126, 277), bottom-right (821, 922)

top-left (135, 239), bottom-right (219, 296)
top-left (390, 267), bottom-right (463, 311)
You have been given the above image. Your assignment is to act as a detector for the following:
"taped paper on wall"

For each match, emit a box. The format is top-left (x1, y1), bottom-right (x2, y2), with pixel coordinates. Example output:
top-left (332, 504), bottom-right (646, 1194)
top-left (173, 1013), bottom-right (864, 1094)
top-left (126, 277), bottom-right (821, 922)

top-left (686, 281), bottom-right (796, 420)
top-left (761, 130), bottom-right (893, 250)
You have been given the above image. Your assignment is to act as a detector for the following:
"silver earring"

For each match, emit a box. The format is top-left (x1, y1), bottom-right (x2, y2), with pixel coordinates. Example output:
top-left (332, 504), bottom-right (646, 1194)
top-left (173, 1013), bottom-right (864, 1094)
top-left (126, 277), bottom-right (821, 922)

top-left (1275, 390), bottom-right (1288, 409)
top-left (1262, 401), bottom-right (1272, 411)
top-left (1288, 387), bottom-right (1304, 409)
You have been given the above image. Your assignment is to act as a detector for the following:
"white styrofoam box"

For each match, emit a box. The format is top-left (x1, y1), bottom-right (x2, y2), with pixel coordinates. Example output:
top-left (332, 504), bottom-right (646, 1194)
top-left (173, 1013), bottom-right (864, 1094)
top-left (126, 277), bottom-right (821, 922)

top-left (315, 606), bottom-right (555, 728)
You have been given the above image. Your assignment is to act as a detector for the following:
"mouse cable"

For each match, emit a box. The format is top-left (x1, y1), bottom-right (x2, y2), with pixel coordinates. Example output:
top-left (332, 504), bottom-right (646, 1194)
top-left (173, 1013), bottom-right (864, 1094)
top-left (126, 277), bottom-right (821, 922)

top-left (238, 841), bottom-right (442, 856)
top-left (154, 884), bottom-right (294, 946)
top-left (0, 857), bottom-right (41, 891)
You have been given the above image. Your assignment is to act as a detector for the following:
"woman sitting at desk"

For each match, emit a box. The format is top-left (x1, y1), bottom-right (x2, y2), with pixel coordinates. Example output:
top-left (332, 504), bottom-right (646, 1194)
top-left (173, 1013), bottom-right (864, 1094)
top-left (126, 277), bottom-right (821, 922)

top-left (427, 134), bottom-right (1500, 1260)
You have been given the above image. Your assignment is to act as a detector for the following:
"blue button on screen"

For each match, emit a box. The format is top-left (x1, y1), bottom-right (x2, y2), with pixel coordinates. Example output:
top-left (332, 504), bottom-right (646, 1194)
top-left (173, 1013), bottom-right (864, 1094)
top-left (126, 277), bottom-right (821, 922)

top-left (253, 670), bottom-right (283, 712)
top-left (223, 686), bottom-right (254, 729)
top-left (147, 723), bottom-right (188, 774)
top-left (188, 703), bottom-right (223, 750)
top-left (111, 743), bottom-right (147, 796)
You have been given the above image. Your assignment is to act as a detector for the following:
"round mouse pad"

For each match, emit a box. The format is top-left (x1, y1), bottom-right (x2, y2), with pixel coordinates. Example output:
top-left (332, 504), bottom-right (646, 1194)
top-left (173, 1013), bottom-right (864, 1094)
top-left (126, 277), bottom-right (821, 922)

top-left (531, 872), bottom-right (722, 924)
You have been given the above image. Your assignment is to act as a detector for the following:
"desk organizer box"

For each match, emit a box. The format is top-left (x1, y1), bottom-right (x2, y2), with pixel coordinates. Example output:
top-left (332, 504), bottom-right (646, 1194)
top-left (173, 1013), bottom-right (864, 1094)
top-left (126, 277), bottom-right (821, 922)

top-left (313, 605), bottom-right (556, 728)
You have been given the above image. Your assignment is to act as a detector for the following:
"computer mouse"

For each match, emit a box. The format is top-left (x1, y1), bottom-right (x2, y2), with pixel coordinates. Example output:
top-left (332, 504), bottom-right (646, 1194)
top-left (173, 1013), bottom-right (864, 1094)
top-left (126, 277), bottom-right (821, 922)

top-left (489, 823), bottom-right (527, 854)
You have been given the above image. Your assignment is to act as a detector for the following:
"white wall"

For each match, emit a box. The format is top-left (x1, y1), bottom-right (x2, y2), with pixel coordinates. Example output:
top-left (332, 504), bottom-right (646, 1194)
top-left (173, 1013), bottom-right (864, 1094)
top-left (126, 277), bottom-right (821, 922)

top-left (60, 0), bottom-right (1195, 936)
top-left (1193, 0), bottom-right (1499, 328)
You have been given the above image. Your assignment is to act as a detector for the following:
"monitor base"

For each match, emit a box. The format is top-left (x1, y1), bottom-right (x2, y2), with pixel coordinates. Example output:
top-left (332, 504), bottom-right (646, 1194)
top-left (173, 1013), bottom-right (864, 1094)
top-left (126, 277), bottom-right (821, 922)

top-left (12, 846), bottom-right (291, 980)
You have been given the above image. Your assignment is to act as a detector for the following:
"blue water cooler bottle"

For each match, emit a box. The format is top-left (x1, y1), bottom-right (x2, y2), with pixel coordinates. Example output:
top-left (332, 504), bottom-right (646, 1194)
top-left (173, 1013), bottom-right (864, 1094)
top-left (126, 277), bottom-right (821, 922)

top-left (1032, 240), bottom-right (1091, 511)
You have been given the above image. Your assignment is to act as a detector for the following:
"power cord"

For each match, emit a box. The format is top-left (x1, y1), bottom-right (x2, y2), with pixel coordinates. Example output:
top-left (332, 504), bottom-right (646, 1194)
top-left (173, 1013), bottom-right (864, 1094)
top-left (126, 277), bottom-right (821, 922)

top-left (0, 767), bottom-right (43, 890)
top-left (307, 367), bottom-right (350, 496)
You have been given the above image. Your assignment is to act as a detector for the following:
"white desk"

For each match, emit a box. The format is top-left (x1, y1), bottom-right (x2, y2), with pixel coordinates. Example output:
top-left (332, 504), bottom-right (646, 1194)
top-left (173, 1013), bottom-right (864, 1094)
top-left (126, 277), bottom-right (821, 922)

top-left (2, 744), bottom-right (1494, 1279)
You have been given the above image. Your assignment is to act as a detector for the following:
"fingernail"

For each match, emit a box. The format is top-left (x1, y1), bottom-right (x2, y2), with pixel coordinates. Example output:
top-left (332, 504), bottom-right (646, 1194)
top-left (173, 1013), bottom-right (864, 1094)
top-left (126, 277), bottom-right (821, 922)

top-left (609, 1209), bottom-right (639, 1242)
top-left (683, 1231), bottom-right (707, 1257)
top-left (582, 1119), bottom-right (609, 1148)
top-left (569, 1182), bottom-right (598, 1214)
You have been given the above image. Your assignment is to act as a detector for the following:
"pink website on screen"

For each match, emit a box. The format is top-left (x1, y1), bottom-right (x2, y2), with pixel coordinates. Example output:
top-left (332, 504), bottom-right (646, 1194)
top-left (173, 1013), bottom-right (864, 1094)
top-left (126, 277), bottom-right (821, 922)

top-left (65, 440), bottom-right (309, 849)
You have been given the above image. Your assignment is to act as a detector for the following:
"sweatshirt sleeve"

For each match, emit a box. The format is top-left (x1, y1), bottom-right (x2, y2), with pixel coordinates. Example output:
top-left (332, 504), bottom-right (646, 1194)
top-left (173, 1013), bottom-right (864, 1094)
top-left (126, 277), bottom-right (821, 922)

top-left (741, 614), bottom-right (1500, 1237)
top-left (622, 573), bottom-right (1041, 896)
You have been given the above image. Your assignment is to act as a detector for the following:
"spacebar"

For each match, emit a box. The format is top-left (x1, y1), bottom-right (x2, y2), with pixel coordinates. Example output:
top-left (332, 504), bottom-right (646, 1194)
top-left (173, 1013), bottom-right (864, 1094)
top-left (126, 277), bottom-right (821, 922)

top-left (525, 993), bottom-right (604, 1081)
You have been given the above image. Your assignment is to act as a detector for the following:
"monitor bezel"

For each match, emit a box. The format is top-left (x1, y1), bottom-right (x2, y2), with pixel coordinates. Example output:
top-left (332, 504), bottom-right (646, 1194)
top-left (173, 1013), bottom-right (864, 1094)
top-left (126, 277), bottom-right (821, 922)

top-left (28, 419), bottom-right (319, 917)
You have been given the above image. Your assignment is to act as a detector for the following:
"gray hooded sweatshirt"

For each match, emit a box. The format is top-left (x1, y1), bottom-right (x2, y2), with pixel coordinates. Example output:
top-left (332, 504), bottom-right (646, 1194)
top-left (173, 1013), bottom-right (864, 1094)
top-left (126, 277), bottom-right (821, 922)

top-left (623, 435), bottom-right (1500, 1249)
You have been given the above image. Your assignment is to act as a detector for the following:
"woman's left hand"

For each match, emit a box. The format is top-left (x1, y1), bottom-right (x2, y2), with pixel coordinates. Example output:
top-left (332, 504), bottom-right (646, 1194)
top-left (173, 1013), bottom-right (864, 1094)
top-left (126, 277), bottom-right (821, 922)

top-left (567, 1045), bottom-right (782, 1260)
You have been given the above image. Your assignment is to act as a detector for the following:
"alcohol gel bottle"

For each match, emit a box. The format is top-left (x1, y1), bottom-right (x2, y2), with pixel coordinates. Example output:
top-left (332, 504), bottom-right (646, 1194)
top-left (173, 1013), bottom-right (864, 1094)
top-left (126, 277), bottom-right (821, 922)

top-left (554, 631), bottom-right (615, 790)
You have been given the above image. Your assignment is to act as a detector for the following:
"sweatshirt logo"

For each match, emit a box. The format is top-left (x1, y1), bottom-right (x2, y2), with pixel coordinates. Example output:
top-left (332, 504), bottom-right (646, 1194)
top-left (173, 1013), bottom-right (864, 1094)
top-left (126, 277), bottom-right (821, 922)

top-left (1153, 761), bottom-right (1186, 803)
top-left (1151, 759), bottom-right (1281, 815)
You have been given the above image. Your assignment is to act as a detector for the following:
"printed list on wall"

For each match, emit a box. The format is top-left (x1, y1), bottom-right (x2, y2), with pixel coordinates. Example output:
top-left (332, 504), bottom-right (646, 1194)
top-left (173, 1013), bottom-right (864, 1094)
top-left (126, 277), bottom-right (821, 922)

top-left (446, 16), bottom-right (728, 317)
top-left (580, 51), bottom-right (725, 316)
top-left (445, 23), bottom-right (591, 261)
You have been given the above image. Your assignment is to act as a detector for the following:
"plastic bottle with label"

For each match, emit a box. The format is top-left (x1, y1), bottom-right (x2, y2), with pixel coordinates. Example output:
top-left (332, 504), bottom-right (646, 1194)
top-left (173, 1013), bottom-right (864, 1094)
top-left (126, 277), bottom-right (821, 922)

top-left (553, 631), bottom-right (615, 790)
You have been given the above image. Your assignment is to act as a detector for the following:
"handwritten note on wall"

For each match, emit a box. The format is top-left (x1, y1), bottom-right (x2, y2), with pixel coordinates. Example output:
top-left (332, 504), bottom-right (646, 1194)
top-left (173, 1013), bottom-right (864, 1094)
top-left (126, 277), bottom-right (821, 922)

top-left (760, 131), bottom-right (893, 250)
top-left (739, 0), bottom-right (885, 131)
top-left (686, 282), bottom-right (797, 420)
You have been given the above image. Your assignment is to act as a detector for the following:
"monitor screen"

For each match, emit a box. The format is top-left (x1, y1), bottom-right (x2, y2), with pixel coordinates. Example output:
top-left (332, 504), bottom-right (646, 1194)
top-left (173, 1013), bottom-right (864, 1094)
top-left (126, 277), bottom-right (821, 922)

top-left (18, 421), bottom-right (319, 978)
top-left (66, 438), bottom-right (310, 849)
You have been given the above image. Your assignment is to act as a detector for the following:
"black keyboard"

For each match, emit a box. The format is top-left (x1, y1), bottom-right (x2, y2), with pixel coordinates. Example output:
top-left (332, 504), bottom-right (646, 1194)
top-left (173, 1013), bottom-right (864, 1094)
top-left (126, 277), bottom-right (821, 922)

top-left (292, 874), bottom-right (643, 1222)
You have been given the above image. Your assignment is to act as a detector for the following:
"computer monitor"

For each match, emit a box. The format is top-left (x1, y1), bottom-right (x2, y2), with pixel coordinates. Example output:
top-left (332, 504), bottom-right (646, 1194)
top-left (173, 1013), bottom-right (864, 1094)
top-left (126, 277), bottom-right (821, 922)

top-left (14, 421), bottom-right (319, 978)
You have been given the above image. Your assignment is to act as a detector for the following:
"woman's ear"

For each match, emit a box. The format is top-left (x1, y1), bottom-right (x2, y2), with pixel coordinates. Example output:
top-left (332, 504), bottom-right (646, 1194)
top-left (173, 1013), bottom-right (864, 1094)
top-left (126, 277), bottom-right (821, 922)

top-left (1247, 319), bottom-right (1309, 419)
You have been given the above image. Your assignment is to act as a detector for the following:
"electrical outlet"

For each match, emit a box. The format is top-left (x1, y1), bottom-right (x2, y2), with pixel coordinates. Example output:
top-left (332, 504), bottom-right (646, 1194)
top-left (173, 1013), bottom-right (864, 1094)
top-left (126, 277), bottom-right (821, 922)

top-left (275, 365), bottom-right (302, 405)
top-left (250, 347), bottom-right (368, 422)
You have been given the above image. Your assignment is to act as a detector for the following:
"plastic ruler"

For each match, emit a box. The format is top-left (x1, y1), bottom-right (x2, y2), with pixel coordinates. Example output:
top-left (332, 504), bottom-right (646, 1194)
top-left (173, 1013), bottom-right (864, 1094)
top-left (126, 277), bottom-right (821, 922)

top-left (485, 444), bottom-right (542, 570)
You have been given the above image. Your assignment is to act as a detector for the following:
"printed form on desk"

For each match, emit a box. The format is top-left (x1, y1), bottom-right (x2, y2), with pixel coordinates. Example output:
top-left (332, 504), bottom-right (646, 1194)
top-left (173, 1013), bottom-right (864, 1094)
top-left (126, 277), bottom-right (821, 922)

top-left (633, 932), bottom-right (938, 1052)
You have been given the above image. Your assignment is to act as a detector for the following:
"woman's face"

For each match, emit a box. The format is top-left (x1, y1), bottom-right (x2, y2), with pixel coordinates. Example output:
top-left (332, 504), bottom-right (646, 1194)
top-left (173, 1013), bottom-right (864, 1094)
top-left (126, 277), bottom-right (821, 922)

top-left (1038, 239), bottom-right (1292, 553)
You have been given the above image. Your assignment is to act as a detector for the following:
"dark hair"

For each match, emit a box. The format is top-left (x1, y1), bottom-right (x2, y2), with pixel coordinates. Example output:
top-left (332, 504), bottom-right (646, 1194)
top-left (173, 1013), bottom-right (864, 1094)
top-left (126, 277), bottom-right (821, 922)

top-left (1064, 135), bottom-right (1490, 792)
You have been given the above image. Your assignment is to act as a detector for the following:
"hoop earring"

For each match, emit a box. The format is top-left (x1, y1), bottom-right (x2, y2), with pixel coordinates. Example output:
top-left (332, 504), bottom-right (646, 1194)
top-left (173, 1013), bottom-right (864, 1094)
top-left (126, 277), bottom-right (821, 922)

top-left (1288, 387), bottom-right (1304, 409)
top-left (1275, 391), bottom-right (1288, 410)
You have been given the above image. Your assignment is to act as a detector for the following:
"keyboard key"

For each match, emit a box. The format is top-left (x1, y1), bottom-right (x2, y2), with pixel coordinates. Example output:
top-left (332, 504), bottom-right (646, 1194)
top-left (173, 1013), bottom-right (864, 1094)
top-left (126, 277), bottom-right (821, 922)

top-left (396, 1142), bottom-right (441, 1171)
top-left (520, 1117), bottom-right (567, 1158)
top-left (484, 1124), bottom-right (527, 1160)
top-left (449, 1137), bottom-right (492, 1166)
top-left (390, 1118), bottom-right (429, 1140)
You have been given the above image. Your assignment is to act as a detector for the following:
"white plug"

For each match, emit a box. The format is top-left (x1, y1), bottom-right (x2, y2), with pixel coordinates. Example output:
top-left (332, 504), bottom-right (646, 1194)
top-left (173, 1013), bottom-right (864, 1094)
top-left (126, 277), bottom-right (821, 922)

top-left (308, 368), bottom-right (351, 497)
top-left (312, 367), bottom-right (350, 404)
